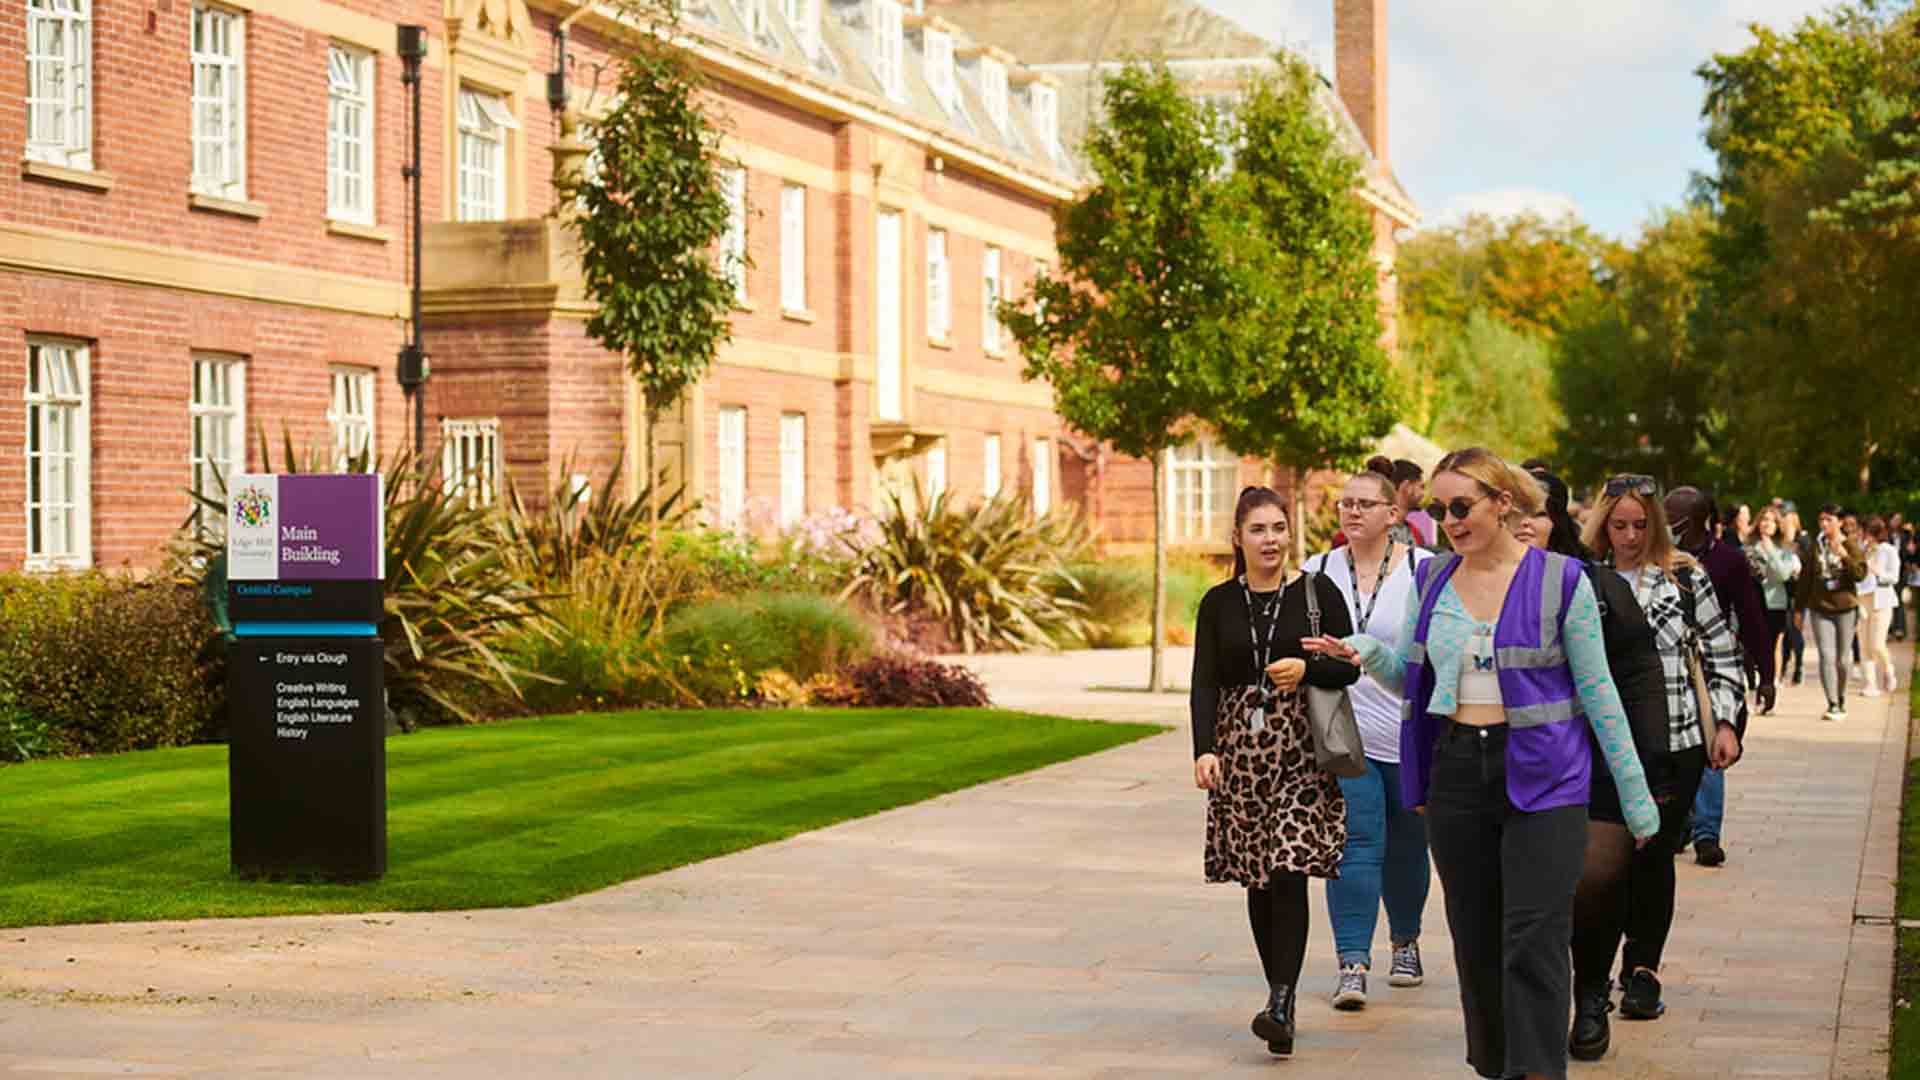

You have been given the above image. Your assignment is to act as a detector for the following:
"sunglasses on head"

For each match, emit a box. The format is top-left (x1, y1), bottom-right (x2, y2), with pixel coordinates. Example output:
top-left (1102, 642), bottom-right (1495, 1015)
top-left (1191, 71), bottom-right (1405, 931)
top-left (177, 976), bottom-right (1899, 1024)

top-left (1425, 492), bottom-right (1492, 522)
top-left (1604, 473), bottom-right (1658, 499)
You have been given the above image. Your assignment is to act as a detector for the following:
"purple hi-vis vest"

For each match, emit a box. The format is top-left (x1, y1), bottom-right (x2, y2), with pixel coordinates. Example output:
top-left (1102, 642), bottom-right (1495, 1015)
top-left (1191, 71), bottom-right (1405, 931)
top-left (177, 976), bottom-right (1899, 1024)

top-left (1399, 547), bottom-right (1593, 813)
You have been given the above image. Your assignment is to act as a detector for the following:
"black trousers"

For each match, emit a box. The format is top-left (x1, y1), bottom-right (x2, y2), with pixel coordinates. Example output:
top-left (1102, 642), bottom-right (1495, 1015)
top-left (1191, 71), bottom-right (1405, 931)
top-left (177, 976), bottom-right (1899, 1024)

top-left (1426, 723), bottom-right (1588, 1080)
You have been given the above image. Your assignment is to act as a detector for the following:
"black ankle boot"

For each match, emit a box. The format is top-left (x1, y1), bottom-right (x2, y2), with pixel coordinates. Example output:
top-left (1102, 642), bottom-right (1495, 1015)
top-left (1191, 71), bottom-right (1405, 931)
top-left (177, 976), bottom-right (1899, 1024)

top-left (1251, 984), bottom-right (1295, 1055)
top-left (1569, 981), bottom-right (1613, 1060)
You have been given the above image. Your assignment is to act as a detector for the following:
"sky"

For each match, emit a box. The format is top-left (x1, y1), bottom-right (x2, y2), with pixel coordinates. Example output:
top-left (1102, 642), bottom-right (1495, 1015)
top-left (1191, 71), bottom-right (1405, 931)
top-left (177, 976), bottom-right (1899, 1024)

top-left (1198, 0), bottom-right (1837, 240)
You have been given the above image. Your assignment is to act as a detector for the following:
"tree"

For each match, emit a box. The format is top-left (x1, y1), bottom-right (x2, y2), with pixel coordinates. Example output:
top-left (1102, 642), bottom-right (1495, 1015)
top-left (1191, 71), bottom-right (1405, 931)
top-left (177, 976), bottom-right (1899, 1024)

top-left (1000, 63), bottom-right (1238, 692)
top-left (1417, 310), bottom-right (1559, 463)
top-left (1205, 59), bottom-right (1401, 533)
top-left (560, 0), bottom-right (737, 519)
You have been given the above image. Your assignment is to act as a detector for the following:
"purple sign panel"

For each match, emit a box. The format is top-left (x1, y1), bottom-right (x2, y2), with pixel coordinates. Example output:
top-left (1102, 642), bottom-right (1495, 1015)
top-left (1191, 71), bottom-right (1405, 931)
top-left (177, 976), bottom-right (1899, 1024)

top-left (228, 474), bottom-right (385, 582)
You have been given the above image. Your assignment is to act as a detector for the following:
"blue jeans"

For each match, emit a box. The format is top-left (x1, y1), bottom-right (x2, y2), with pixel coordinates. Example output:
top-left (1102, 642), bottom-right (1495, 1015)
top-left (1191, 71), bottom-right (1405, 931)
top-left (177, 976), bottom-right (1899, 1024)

top-left (1326, 757), bottom-right (1431, 968)
top-left (1690, 765), bottom-right (1725, 844)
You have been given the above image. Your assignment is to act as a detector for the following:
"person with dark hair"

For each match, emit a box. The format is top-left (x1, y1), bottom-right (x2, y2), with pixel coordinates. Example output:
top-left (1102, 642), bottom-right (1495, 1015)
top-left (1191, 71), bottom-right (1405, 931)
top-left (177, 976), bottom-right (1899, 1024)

top-left (1372, 455), bottom-right (1433, 548)
top-left (1305, 463), bottom-right (1434, 1009)
top-left (1861, 516), bottom-right (1900, 695)
top-left (1307, 448), bottom-right (1658, 1080)
top-left (1749, 506), bottom-right (1801, 714)
top-left (1797, 503), bottom-right (1869, 719)
top-left (1191, 486), bottom-right (1361, 1057)
top-left (1514, 467), bottom-right (1674, 1061)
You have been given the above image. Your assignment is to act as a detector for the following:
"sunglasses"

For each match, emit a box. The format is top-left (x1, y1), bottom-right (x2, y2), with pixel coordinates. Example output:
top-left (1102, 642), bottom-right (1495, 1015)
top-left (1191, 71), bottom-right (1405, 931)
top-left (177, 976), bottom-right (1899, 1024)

top-left (1604, 474), bottom-right (1658, 499)
top-left (1425, 493), bottom-right (1492, 522)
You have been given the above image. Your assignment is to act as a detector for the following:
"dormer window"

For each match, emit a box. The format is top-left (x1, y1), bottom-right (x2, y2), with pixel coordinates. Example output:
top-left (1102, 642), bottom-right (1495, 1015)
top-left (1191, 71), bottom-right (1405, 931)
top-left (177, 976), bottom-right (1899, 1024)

top-left (868, 0), bottom-right (904, 101)
top-left (979, 54), bottom-right (1008, 135)
top-left (1028, 81), bottom-right (1058, 159)
top-left (924, 28), bottom-right (959, 116)
top-left (734, 0), bottom-right (771, 44)
top-left (783, 0), bottom-right (818, 59)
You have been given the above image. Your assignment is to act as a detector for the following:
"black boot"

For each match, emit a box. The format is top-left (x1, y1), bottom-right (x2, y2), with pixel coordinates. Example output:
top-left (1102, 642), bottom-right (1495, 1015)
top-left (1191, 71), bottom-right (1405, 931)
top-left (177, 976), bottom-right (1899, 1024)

top-left (1569, 981), bottom-right (1613, 1060)
top-left (1251, 984), bottom-right (1296, 1055)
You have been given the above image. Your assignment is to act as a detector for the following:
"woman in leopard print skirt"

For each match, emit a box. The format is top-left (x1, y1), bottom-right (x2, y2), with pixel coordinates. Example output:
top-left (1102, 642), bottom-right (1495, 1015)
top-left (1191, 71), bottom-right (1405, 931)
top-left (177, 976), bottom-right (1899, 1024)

top-left (1192, 485), bottom-right (1360, 1057)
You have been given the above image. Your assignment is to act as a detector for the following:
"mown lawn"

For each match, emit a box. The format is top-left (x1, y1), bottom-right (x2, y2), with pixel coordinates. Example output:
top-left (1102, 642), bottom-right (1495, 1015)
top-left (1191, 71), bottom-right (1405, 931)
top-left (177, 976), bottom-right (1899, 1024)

top-left (0, 708), bottom-right (1164, 928)
top-left (1895, 675), bottom-right (1920, 1079)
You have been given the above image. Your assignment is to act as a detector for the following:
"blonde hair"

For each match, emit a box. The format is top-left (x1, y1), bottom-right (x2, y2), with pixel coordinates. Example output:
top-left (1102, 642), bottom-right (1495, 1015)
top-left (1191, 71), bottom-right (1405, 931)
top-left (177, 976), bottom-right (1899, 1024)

top-left (1583, 489), bottom-right (1696, 574)
top-left (1433, 446), bottom-right (1543, 521)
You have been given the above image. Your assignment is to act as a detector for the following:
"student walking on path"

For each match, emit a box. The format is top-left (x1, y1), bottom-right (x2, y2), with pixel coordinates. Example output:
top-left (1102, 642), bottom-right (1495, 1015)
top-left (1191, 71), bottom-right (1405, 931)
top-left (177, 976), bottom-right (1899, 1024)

top-left (1190, 486), bottom-right (1361, 1058)
top-left (1583, 478), bottom-right (1746, 1025)
top-left (1797, 504), bottom-right (1869, 721)
top-left (1781, 509), bottom-right (1809, 685)
top-left (1748, 505), bottom-right (1801, 714)
top-left (1304, 464), bottom-right (1434, 1011)
top-left (1306, 448), bottom-right (1659, 1080)
top-left (1859, 516), bottom-right (1901, 696)
top-left (1667, 486), bottom-right (1770, 869)
top-left (1513, 467), bottom-right (1674, 1062)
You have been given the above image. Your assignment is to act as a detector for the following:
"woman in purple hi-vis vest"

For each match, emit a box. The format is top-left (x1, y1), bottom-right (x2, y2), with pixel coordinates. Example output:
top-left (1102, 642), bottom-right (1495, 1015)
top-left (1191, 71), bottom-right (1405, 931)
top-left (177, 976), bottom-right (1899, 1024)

top-left (1307, 448), bottom-right (1658, 1080)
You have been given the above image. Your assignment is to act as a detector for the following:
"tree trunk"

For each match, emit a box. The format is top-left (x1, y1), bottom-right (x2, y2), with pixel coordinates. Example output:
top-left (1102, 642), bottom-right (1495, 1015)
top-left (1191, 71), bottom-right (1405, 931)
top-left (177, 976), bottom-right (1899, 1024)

top-left (1150, 450), bottom-right (1168, 694)
top-left (1859, 420), bottom-right (1878, 495)
top-left (1288, 466), bottom-right (1306, 566)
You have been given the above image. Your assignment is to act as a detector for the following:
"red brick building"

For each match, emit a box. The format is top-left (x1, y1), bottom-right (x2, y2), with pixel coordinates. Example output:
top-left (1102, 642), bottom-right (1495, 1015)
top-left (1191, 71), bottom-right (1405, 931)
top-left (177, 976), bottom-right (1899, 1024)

top-left (0, 0), bottom-right (1411, 572)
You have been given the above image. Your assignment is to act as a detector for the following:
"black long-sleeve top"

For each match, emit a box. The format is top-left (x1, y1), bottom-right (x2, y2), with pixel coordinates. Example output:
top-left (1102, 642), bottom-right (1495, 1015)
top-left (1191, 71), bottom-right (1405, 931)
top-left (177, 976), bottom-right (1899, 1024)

top-left (1583, 564), bottom-right (1678, 796)
top-left (1190, 574), bottom-right (1360, 758)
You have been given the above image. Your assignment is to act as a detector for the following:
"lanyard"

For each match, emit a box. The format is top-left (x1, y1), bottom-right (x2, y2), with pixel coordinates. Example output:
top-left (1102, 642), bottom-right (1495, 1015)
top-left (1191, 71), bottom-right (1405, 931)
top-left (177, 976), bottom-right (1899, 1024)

top-left (1239, 575), bottom-right (1283, 677)
top-left (1344, 542), bottom-right (1396, 634)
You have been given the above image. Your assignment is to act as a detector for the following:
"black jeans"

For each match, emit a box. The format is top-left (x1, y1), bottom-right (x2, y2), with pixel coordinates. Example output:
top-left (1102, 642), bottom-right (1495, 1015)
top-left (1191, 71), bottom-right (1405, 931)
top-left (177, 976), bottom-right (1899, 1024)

top-left (1612, 745), bottom-right (1709, 976)
top-left (1426, 722), bottom-right (1588, 1080)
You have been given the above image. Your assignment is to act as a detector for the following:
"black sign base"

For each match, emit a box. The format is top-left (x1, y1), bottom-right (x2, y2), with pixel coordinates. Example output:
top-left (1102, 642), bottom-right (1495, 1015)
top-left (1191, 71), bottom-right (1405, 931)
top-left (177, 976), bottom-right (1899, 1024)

top-left (229, 637), bottom-right (386, 881)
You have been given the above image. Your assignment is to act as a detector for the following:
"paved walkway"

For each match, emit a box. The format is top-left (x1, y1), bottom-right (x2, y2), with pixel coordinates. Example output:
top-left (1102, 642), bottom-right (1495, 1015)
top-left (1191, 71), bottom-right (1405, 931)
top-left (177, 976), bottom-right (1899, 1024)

top-left (0, 647), bottom-right (1903, 1078)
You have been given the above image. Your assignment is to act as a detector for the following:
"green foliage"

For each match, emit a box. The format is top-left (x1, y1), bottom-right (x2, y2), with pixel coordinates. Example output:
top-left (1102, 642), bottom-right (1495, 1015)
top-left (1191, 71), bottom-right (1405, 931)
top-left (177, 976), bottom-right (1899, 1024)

top-left (840, 655), bottom-right (992, 707)
top-left (1063, 555), bottom-right (1217, 648)
top-left (496, 454), bottom-right (686, 591)
top-left (655, 593), bottom-right (874, 705)
top-left (0, 573), bottom-right (220, 756)
top-left (1412, 310), bottom-right (1561, 464)
top-left (842, 489), bottom-right (1093, 654)
top-left (1399, 213), bottom-right (1621, 343)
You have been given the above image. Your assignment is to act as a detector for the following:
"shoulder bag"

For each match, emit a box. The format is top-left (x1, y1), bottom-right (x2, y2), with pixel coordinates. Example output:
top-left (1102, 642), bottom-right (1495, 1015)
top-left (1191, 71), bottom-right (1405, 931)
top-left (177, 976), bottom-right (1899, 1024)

top-left (1301, 572), bottom-right (1367, 779)
top-left (1673, 566), bottom-right (1721, 748)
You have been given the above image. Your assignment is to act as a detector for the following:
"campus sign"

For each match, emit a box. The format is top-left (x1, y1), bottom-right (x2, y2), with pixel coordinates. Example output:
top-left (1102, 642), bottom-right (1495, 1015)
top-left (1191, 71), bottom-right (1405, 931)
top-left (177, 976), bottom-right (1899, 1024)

top-left (226, 474), bottom-right (387, 881)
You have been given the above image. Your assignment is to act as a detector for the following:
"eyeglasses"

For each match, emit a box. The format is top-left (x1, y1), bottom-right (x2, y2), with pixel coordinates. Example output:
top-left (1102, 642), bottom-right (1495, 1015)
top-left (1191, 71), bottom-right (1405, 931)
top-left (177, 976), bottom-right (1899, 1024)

top-left (1336, 497), bottom-right (1391, 514)
top-left (1604, 474), bottom-right (1658, 499)
top-left (1425, 493), bottom-right (1492, 522)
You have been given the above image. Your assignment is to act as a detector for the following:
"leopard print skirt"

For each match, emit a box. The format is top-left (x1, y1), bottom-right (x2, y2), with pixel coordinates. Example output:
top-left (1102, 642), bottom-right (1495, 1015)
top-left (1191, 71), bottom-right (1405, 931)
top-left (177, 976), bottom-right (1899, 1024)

top-left (1205, 684), bottom-right (1348, 887)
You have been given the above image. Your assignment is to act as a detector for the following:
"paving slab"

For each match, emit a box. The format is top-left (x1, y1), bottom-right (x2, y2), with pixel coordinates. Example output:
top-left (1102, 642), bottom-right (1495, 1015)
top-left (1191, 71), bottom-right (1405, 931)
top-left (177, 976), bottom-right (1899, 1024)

top-left (0, 644), bottom-right (1904, 1078)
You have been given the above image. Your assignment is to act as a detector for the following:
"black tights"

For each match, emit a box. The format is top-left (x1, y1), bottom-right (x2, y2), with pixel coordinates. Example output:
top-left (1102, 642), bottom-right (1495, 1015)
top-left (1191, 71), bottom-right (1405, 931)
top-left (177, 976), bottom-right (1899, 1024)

top-left (1247, 872), bottom-right (1310, 988)
top-left (1569, 820), bottom-right (1634, 988)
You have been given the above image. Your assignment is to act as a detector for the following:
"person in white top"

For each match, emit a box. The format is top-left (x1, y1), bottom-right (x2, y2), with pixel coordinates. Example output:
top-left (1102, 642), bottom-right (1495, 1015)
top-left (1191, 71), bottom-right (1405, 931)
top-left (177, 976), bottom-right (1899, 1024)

top-left (1304, 465), bottom-right (1434, 1010)
top-left (1860, 516), bottom-right (1901, 695)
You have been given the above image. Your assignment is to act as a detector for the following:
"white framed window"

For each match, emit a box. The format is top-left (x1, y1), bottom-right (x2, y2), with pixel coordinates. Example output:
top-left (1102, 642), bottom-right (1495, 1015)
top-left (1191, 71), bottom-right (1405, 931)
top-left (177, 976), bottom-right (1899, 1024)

top-left (1029, 82), bottom-right (1059, 159)
top-left (26, 0), bottom-right (92, 169)
top-left (924, 29), bottom-right (957, 114)
top-left (926, 227), bottom-right (951, 341)
top-left (778, 412), bottom-right (806, 528)
top-left (780, 183), bottom-right (807, 312)
top-left (716, 405), bottom-right (747, 527)
top-left (979, 55), bottom-right (1008, 135)
top-left (926, 440), bottom-right (947, 501)
top-left (441, 418), bottom-right (500, 507)
top-left (1166, 438), bottom-right (1238, 543)
top-left (190, 353), bottom-right (246, 532)
top-left (191, 4), bottom-right (247, 199)
top-left (456, 86), bottom-right (516, 222)
top-left (982, 245), bottom-right (1004, 352)
top-left (868, 0), bottom-right (904, 101)
top-left (983, 433), bottom-right (1002, 498)
top-left (783, 0), bottom-right (818, 58)
top-left (734, 0), bottom-right (769, 40)
top-left (327, 366), bottom-right (375, 469)
top-left (326, 44), bottom-right (374, 223)
top-left (1031, 436), bottom-right (1051, 514)
top-left (24, 338), bottom-right (91, 569)
top-left (721, 165), bottom-right (748, 303)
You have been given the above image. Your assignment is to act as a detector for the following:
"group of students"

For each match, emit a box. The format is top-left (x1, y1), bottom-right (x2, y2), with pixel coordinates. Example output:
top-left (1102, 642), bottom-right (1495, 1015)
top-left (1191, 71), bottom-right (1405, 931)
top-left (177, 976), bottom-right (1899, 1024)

top-left (1188, 448), bottom-right (1807, 1080)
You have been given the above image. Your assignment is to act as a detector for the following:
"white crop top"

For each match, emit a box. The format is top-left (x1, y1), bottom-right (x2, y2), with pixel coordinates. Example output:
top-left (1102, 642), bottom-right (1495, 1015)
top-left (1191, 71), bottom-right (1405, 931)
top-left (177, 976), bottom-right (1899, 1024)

top-left (1457, 624), bottom-right (1503, 705)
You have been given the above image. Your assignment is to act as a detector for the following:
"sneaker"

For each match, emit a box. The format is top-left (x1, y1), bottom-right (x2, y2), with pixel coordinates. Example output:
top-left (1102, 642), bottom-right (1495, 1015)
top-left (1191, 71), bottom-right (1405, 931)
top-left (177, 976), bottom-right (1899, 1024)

top-left (1862, 683), bottom-right (1882, 697)
top-left (1331, 963), bottom-right (1368, 1010)
top-left (1388, 941), bottom-right (1424, 987)
top-left (1694, 838), bottom-right (1726, 867)
top-left (1617, 967), bottom-right (1666, 1020)
top-left (1852, 663), bottom-right (1865, 682)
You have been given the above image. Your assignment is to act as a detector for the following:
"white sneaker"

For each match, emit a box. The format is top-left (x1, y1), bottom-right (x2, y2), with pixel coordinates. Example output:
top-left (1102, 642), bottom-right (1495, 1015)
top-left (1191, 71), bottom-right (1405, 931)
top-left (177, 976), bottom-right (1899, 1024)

top-left (1823, 706), bottom-right (1842, 721)
top-left (1863, 684), bottom-right (1883, 697)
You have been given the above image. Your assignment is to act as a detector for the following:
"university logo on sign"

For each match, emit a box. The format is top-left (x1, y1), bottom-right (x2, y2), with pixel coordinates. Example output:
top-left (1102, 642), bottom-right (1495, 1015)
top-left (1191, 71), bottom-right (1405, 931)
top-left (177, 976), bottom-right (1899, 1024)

top-left (227, 479), bottom-right (280, 581)
top-left (225, 474), bottom-right (385, 583)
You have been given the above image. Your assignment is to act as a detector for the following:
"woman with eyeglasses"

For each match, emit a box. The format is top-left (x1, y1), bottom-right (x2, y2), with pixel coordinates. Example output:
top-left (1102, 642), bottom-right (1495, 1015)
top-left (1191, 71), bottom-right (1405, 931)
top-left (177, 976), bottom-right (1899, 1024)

top-left (1797, 504), bottom-right (1869, 719)
top-left (1304, 448), bottom-right (1658, 1080)
top-left (1511, 467), bottom-right (1673, 1061)
top-left (1749, 506), bottom-right (1801, 712)
top-left (1302, 463), bottom-right (1435, 1011)
top-left (1579, 474), bottom-right (1744, 1024)
top-left (1191, 485), bottom-right (1361, 1057)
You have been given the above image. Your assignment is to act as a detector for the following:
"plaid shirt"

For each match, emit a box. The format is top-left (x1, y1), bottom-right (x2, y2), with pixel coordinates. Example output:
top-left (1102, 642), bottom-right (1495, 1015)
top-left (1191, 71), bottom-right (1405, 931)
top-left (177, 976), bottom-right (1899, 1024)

top-left (1618, 561), bottom-right (1746, 752)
